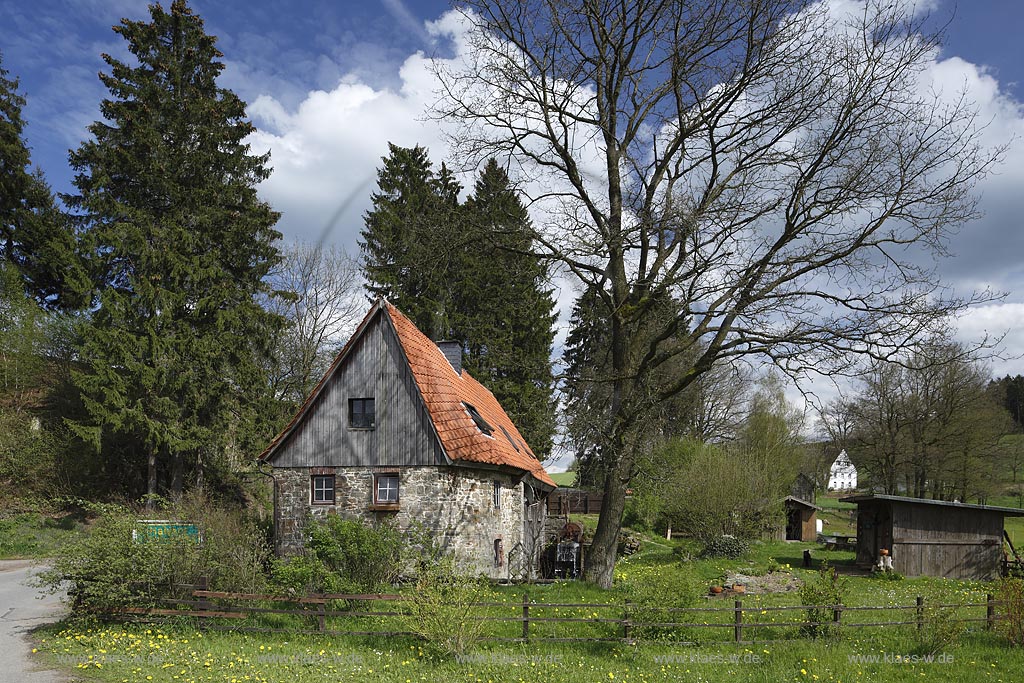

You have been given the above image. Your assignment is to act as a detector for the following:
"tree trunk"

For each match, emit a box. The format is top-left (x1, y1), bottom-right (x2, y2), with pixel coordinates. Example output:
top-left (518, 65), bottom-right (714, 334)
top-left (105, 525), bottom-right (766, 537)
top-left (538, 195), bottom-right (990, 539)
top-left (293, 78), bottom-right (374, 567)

top-left (586, 462), bottom-right (629, 589)
top-left (170, 451), bottom-right (184, 498)
top-left (146, 447), bottom-right (158, 511)
top-left (195, 450), bottom-right (204, 490)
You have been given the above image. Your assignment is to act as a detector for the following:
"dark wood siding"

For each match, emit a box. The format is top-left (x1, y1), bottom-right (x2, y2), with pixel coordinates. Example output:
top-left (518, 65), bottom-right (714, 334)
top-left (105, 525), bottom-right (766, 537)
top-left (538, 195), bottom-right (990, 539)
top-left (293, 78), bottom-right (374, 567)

top-left (546, 489), bottom-right (605, 515)
top-left (270, 313), bottom-right (446, 468)
top-left (891, 502), bottom-right (1002, 580)
top-left (854, 499), bottom-right (1006, 580)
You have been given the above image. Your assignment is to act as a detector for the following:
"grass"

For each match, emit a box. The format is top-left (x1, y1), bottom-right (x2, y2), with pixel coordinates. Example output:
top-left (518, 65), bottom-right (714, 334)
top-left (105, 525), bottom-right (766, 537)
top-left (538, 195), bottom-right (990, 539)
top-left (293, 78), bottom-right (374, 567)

top-left (0, 510), bottom-right (89, 559)
top-left (549, 471), bottom-right (578, 487)
top-left (34, 624), bottom-right (1024, 683)
top-left (33, 529), bottom-right (1024, 683)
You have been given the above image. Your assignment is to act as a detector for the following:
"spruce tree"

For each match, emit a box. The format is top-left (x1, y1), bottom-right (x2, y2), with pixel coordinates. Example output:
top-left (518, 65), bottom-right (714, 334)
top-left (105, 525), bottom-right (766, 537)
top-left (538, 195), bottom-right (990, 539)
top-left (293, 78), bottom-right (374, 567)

top-left (361, 152), bottom-right (557, 456)
top-left (360, 143), bottom-right (462, 338)
top-left (0, 53), bottom-right (87, 308)
top-left (458, 159), bottom-right (556, 456)
top-left (67, 1), bottom-right (282, 502)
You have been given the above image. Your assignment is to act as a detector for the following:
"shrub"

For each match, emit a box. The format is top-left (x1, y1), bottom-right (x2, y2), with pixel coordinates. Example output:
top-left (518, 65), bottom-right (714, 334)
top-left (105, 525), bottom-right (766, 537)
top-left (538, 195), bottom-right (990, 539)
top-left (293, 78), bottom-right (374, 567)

top-left (700, 535), bottom-right (749, 559)
top-left (306, 515), bottom-right (403, 592)
top-left (623, 562), bottom-right (701, 641)
top-left (34, 504), bottom-right (161, 612)
top-left (997, 577), bottom-right (1024, 646)
top-left (402, 558), bottom-right (489, 657)
top-left (34, 494), bottom-right (271, 614)
top-left (915, 604), bottom-right (965, 656)
top-left (798, 561), bottom-right (846, 639)
top-left (270, 554), bottom-right (343, 594)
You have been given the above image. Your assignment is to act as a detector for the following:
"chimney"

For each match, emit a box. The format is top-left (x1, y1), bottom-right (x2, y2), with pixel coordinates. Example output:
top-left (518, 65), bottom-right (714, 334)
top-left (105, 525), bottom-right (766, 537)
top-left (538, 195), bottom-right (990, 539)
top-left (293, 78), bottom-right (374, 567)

top-left (436, 340), bottom-right (462, 375)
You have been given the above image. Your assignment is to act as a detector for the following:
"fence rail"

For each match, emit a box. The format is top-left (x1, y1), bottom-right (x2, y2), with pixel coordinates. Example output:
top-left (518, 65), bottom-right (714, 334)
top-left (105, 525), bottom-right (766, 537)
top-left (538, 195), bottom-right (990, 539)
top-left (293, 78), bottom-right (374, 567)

top-left (106, 578), bottom-right (1010, 644)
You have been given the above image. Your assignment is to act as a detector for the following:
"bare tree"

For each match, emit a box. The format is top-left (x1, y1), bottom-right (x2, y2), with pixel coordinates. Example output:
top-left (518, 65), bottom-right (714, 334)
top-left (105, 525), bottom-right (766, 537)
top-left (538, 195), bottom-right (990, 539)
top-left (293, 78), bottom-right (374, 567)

top-left (434, 0), bottom-right (1000, 586)
top-left (839, 341), bottom-right (1012, 501)
top-left (265, 243), bottom-right (365, 408)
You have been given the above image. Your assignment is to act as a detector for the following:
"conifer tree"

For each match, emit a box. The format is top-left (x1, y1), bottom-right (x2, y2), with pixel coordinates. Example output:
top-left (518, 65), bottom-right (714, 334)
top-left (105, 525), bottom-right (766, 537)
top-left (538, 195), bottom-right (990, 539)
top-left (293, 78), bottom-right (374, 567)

top-left (0, 53), bottom-right (87, 308)
top-left (360, 143), bottom-right (462, 338)
top-left (361, 151), bottom-right (557, 456)
top-left (67, 1), bottom-right (282, 502)
top-left (458, 159), bottom-right (557, 456)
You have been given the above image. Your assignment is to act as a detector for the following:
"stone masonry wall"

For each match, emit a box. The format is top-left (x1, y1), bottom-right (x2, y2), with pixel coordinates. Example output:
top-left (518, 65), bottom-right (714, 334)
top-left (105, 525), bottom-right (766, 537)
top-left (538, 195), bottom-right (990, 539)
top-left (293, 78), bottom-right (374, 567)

top-left (273, 466), bottom-right (525, 580)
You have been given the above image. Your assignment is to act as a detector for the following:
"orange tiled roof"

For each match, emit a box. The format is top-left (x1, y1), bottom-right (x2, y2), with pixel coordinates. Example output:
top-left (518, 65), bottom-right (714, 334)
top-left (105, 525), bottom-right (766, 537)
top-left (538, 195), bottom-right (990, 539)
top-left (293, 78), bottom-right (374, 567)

top-left (385, 303), bottom-right (555, 488)
top-left (260, 301), bottom-right (555, 489)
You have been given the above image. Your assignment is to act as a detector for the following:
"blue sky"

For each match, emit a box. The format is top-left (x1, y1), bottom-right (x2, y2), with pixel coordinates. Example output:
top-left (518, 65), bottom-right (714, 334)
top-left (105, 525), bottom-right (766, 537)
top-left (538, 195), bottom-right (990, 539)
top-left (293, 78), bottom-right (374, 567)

top-left (3, 0), bottom-right (1024, 385)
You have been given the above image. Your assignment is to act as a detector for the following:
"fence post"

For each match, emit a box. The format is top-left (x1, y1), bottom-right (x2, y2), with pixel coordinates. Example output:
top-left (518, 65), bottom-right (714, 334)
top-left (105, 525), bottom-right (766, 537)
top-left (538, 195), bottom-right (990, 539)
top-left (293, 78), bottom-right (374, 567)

top-left (522, 593), bottom-right (530, 641)
top-left (987, 593), bottom-right (996, 631)
top-left (916, 596), bottom-right (924, 631)
top-left (623, 600), bottom-right (632, 643)
top-left (317, 601), bottom-right (326, 633)
top-left (734, 600), bottom-right (743, 642)
top-left (833, 604), bottom-right (842, 628)
top-left (195, 575), bottom-right (210, 614)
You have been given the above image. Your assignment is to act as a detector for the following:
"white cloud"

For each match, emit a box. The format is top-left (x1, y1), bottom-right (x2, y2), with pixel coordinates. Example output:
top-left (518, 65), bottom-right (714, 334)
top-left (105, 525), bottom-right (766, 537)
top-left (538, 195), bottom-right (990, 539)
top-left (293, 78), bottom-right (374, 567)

top-left (246, 51), bottom-right (455, 250)
top-left (245, 2), bottom-right (1024, 387)
top-left (955, 304), bottom-right (1024, 377)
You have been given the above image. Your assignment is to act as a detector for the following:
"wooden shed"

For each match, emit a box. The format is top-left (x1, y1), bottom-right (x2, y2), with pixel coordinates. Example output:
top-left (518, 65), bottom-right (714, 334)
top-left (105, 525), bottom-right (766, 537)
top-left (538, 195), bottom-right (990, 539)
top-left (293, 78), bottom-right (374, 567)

top-left (841, 494), bottom-right (1024, 580)
top-left (783, 496), bottom-right (821, 542)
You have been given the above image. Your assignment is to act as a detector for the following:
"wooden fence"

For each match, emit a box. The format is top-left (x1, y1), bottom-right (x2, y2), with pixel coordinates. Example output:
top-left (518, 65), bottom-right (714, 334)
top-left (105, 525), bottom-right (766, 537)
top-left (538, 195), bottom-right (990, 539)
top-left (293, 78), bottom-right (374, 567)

top-left (112, 578), bottom-right (1009, 644)
top-left (546, 488), bottom-right (605, 515)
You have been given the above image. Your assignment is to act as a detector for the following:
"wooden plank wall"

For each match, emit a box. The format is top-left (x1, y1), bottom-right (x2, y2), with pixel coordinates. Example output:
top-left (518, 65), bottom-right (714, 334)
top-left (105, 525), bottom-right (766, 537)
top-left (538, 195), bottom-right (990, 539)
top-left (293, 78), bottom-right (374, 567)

top-left (546, 489), bottom-right (605, 516)
top-left (271, 313), bottom-right (445, 468)
top-left (891, 502), bottom-right (1003, 580)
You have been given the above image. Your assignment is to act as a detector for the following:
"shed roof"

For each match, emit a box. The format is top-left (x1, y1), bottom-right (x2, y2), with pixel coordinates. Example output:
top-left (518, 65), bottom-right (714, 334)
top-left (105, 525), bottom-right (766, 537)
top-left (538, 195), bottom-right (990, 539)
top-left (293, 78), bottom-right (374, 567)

top-left (784, 495), bottom-right (822, 511)
top-left (839, 494), bottom-right (1024, 517)
top-left (260, 300), bottom-right (556, 490)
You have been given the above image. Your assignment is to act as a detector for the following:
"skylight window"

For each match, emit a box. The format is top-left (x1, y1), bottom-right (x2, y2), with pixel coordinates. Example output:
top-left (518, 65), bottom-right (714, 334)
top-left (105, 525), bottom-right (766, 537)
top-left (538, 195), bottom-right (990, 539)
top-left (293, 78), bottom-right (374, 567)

top-left (499, 425), bottom-right (520, 451)
top-left (463, 402), bottom-right (494, 436)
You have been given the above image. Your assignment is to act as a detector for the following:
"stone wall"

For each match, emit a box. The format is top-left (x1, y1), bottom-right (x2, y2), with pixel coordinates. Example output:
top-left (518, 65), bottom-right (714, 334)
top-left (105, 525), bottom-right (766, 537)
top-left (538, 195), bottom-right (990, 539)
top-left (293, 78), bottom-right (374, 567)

top-left (272, 465), bottom-right (525, 579)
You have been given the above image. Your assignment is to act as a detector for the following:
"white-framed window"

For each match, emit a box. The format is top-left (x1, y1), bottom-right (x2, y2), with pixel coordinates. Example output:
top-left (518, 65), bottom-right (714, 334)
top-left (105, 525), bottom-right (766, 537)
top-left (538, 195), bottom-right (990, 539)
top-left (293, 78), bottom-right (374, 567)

top-left (374, 472), bottom-right (399, 505)
top-left (311, 475), bottom-right (335, 504)
top-left (493, 480), bottom-right (502, 509)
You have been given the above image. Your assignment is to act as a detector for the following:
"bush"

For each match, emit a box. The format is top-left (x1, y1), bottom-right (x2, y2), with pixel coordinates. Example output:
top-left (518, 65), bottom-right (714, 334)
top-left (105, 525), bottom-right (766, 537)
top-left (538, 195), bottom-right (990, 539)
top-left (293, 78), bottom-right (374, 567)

top-left (34, 504), bottom-right (160, 612)
top-left (700, 535), bottom-right (749, 559)
top-left (306, 515), bottom-right (403, 592)
top-left (402, 558), bottom-right (489, 657)
top-left (34, 494), bottom-right (271, 614)
top-left (798, 561), bottom-right (846, 639)
top-left (270, 554), bottom-right (343, 594)
top-left (915, 604), bottom-right (965, 656)
top-left (622, 562), bottom-right (701, 640)
top-left (997, 577), bottom-right (1024, 646)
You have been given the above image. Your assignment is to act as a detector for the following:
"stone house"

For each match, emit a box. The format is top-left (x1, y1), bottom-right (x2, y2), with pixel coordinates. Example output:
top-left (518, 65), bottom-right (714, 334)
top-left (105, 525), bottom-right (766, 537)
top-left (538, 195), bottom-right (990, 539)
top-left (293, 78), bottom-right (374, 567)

top-left (259, 300), bottom-right (556, 579)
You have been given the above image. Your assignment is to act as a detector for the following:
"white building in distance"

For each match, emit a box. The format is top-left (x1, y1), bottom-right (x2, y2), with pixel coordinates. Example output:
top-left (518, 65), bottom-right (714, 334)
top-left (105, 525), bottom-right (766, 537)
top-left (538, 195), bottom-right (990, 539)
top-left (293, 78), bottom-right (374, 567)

top-left (828, 450), bottom-right (858, 491)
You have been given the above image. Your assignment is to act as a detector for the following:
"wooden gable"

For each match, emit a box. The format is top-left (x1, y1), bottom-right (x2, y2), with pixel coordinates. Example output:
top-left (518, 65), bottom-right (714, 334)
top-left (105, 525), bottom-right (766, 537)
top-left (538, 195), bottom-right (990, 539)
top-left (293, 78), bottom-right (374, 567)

top-left (266, 309), bottom-right (447, 468)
